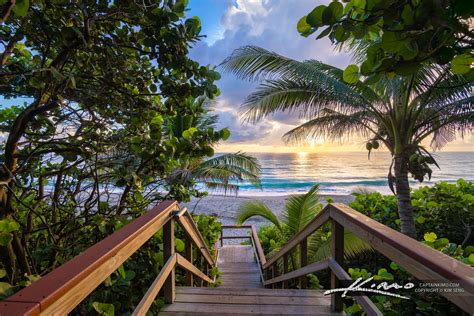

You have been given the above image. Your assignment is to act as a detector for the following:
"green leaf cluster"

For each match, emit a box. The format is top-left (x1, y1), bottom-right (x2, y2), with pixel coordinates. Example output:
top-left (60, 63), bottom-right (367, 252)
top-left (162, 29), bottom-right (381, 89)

top-left (299, 0), bottom-right (474, 80)
top-left (350, 179), bottom-right (474, 244)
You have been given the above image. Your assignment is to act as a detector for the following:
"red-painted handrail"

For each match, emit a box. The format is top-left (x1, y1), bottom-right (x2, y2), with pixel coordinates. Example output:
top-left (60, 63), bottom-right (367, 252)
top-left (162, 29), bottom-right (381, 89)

top-left (0, 200), bottom-right (216, 315)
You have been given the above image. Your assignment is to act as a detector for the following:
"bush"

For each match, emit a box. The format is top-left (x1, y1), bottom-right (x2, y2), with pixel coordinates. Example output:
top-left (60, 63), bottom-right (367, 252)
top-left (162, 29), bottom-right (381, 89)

top-left (255, 180), bottom-right (473, 315)
top-left (345, 232), bottom-right (473, 316)
top-left (349, 179), bottom-right (474, 245)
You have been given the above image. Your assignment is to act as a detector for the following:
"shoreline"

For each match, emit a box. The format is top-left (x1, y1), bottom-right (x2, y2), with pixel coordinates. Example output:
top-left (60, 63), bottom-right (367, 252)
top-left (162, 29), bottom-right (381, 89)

top-left (182, 193), bottom-right (355, 230)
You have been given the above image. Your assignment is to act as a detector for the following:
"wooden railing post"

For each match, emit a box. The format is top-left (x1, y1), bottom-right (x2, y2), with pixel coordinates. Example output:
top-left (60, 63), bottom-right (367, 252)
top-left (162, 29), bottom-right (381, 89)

top-left (274, 261), bottom-right (281, 288)
top-left (204, 263), bottom-right (209, 286)
top-left (283, 253), bottom-right (289, 289)
top-left (196, 251), bottom-right (203, 286)
top-left (331, 219), bottom-right (344, 312)
top-left (184, 236), bottom-right (193, 286)
top-left (270, 265), bottom-right (275, 289)
top-left (300, 238), bottom-right (307, 289)
top-left (163, 218), bottom-right (175, 303)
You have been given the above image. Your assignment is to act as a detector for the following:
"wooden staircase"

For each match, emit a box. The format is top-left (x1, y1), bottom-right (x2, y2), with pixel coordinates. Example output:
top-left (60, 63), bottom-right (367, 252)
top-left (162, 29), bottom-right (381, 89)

top-left (2, 202), bottom-right (472, 315)
top-left (159, 245), bottom-right (333, 315)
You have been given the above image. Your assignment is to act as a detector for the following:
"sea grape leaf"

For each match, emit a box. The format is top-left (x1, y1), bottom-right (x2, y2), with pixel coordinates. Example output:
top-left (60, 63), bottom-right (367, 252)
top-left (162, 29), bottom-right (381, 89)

top-left (297, 16), bottom-right (311, 34)
top-left (92, 302), bottom-right (115, 316)
top-left (424, 232), bottom-right (437, 242)
top-left (12, 0), bottom-right (29, 17)
top-left (343, 64), bottom-right (359, 84)
top-left (0, 219), bottom-right (20, 233)
top-left (306, 5), bottom-right (326, 27)
top-left (451, 54), bottom-right (474, 74)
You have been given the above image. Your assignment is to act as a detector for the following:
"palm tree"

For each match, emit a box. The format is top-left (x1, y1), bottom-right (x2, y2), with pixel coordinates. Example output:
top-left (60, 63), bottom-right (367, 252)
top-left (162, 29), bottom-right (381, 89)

top-left (165, 97), bottom-right (261, 196)
top-left (222, 46), bottom-right (473, 238)
top-left (236, 185), bottom-right (371, 262)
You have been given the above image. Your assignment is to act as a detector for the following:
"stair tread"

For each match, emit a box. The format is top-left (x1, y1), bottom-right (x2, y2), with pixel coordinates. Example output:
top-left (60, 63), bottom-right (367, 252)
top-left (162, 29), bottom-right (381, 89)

top-left (174, 293), bottom-right (330, 305)
top-left (160, 302), bottom-right (333, 315)
top-left (176, 287), bottom-right (328, 297)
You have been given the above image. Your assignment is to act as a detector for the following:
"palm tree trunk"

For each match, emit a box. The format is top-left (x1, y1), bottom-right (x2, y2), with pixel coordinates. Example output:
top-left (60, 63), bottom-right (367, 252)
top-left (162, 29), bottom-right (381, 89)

top-left (394, 155), bottom-right (417, 238)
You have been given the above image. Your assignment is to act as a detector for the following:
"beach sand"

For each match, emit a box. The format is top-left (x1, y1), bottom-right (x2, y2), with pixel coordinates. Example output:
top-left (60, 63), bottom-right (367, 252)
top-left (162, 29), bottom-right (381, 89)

top-left (182, 194), bottom-right (355, 230)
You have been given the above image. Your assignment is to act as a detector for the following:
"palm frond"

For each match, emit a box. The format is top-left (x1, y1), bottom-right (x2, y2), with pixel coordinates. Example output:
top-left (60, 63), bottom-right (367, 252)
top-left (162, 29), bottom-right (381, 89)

top-left (235, 201), bottom-right (282, 230)
top-left (195, 152), bottom-right (262, 189)
top-left (283, 108), bottom-right (376, 144)
top-left (282, 184), bottom-right (322, 235)
top-left (202, 182), bottom-right (240, 195)
top-left (220, 45), bottom-right (301, 82)
top-left (309, 231), bottom-right (372, 262)
top-left (241, 78), bottom-right (367, 123)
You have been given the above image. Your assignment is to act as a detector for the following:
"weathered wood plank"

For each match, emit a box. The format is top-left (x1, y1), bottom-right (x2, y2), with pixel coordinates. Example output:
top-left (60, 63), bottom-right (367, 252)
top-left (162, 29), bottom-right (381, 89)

top-left (328, 259), bottom-right (382, 316)
top-left (218, 245), bottom-right (255, 263)
top-left (174, 293), bottom-right (330, 306)
top-left (251, 226), bottom-right (266, 266)
top-left (300, 238), bottom-right (308, 289)
top-left (163, 218), bottom-right (175, 304)
top-left (176, 254), bottom-right (213, 284)
top-left (175, 287), bottom-right (328, 297)
top-left (24, 201), bottom-right (178, 315)
top-left (264, 259), bottom-right (329, 286)
top-left (160, 302), bottom-right (332, 315)
top-left (330, 203), bottom-right (474, 313)
top-left (177, 212), bottom-right (214, 266)
top-left (331, 219), bottom-right (344, 311)
top-left (184, 236), bottom-right (193, 286)
top-left (133, 254), bottom-right (177, 316)
top-left (219, 268), bottom-right (261, 274)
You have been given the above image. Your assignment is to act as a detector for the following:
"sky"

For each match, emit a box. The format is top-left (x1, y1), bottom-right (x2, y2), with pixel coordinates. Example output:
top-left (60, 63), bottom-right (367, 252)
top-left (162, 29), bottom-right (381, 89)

top-left (187, 0), bottom-right (474, 153)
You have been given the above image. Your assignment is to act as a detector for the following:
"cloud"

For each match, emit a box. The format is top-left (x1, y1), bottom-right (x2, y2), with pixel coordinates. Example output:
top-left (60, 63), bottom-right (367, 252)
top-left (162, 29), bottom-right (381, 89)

top-left (190, 0), bottom-right (352, 148)
top-left (213, 99), bottom-right (273, 143)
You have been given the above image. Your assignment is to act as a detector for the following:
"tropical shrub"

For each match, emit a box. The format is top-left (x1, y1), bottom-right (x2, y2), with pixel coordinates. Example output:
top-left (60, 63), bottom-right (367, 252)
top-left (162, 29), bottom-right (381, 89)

top-left (237, 185), bottom-right (372, 265)
top-left (0, 1), bottom-right (257, 314)
top-left (345, 232), bottom-right (473, 316)
top-left (349, 180), bottom-right (474, 245)
top-left (253, 181), bottom-right (473, 314)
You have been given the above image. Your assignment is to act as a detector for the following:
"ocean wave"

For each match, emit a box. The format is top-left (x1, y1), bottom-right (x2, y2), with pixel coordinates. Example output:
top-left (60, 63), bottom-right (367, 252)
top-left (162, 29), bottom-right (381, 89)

top-left (239, 179), bottom-right (389, 189)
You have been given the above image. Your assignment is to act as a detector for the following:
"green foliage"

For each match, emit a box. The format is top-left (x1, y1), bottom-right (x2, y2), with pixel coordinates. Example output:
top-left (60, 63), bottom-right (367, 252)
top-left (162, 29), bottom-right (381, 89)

top-left (92, 302), bottom-right (115, 316)
top-left (0, 219), bottom-right (19, 246)
top-left (346, 181), bottom-right (473, 315)
top-left (350, 180), bottom-right (474, 244)
top-left (284, 184), bottom-right (322, 235)
top-left (193, 151), bottom-right (262, 195)
top-left (309, 230), bottom-right (371, 262)
top-left (343, 64), bottom-right (359, 84)
top-left (0, 1), bottom-right (246, 314)
top-left (299, 0), bottom-right (474, 80)
top-left (238, 184), bottom-right (370, 268)
top-left (346, 232), bottom-right (472, 315)
top-left (423, 232), bottom-right (473, 266)
top-left (237, 201), bottom-right (282, 230)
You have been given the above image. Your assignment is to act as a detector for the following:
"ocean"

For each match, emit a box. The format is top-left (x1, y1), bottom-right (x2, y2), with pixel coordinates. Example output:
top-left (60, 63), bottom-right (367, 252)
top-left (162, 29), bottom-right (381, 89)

top-left (235, 152), bottom-right (474, 196)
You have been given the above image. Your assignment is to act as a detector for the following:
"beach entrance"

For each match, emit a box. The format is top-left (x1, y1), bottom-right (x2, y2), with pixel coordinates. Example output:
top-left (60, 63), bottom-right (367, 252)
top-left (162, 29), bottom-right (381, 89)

top-left (159, 229), bottom-right (333, 315)
top-left (0, 201), bottom-right (471, 315)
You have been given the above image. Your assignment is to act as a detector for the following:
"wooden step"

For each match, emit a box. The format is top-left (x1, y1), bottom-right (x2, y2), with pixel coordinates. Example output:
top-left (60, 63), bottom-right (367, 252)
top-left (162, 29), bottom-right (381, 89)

top-left (176, 287), bottom-right (328, 297)
top-left (160, 287), bottom-right (333, 314)
top-left (173, 293), bottom-right (331, 306)
top-left (218, 262), bottom-right (260, 269)
top-left (160, 244), bottom-right (335, 315)
top-left (159, 302), bottom-right (333, 315)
